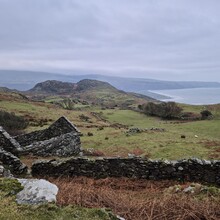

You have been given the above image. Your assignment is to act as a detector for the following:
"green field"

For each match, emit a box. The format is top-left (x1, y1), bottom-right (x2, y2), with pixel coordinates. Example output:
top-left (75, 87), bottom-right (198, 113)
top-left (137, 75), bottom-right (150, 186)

top-left (0, 92), bottom-right (219, 160)
top-left (81, 108), bottom-right (220, 159)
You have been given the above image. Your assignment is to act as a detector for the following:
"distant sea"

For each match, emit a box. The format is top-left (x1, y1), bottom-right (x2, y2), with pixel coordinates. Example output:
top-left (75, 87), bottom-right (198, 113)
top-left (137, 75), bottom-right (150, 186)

top-left (150, 88), bottom-right (220, 105)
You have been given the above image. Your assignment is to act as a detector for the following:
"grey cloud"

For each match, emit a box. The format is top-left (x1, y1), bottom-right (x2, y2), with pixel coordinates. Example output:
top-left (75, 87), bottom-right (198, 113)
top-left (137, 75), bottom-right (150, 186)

top-left (0, 0), bottom-right (220, 81)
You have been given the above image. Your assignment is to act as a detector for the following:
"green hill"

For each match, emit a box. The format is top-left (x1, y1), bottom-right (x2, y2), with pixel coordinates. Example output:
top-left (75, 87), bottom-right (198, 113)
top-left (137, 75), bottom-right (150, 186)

top-left (27, 79), bottom-right (155, 108)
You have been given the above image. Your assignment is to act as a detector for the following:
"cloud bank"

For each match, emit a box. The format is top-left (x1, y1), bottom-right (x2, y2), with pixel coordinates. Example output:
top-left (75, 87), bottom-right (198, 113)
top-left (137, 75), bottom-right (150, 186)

top-left (0, 0), bottom-right (220, 81)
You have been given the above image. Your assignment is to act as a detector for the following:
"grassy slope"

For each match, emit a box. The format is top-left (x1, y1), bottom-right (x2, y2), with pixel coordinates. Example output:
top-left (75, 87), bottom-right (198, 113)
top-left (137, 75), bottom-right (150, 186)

top-left (82, 107), bottom-right (220, 159)
top-left (75, 87), bottom-right (151, 107)
top-left (26, 79), bottom-right (154, 108)
top-left (0, 91), bottom-right (219, 160)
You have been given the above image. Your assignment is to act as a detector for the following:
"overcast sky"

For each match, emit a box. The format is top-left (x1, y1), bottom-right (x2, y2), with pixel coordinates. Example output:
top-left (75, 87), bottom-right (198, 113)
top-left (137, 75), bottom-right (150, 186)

top-left (0, 0), bottom-right (220, 81)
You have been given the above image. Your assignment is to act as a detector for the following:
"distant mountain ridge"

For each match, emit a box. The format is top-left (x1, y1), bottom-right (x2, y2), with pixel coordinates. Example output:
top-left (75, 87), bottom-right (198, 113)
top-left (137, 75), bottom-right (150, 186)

top-left (0, 70), bottom-right (220, 94)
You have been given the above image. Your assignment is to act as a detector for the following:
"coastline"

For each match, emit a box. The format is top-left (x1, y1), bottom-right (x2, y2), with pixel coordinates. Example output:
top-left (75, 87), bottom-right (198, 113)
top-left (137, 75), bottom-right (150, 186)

top-left (149, 87), bottom-right (220, 105)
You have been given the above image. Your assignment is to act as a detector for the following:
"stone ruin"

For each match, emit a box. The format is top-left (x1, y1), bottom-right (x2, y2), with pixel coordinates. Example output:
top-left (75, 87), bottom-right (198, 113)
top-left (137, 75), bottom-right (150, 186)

top-left (0, 116), bottom-right (82, 175)
top-left (15, 116), bottom-right (81, 157)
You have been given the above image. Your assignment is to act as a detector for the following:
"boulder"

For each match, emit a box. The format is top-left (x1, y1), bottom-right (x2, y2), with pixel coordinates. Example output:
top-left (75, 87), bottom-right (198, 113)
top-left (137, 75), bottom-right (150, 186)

top-left (16, 179), bottom-right (58, 205)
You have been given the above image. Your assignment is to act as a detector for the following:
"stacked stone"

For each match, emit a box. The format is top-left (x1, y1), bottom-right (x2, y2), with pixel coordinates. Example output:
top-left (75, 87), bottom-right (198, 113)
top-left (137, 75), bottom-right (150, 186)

top-left (20, 132), bottom-right (81, 157)
top-left (15, 116), bottom-right (82, 157)
top-left (32, 157), bottom-right (220, 185)
top-left (0, 126), bottom-right (22, 155)
top-left (0, 127), bottom-right (27, 175)
top-left (0, 149), bottom-right (27, 175)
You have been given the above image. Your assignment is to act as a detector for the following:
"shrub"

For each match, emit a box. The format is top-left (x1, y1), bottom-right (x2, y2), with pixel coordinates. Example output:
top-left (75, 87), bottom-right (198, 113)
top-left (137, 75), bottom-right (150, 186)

top-left (143, 102), bottom-right (182, 119)
top-left (97, 126), bottom-right (104, 131)
top-left (60, 98), bottom-right (75, 110)
top-left (180, 112), bottom-right (201, 120)
top-left (87, 132), bottom-right (94, 136)
top-left (200, 110), bottom-right (213, 120)
top-left (0, 110), bottom-right (28, 135)
top-left (79, 114), bottom-right (90, 122)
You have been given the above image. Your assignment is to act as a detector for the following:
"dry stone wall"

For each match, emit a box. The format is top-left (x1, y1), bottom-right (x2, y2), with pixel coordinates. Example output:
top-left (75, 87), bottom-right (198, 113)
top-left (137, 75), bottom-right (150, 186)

top-left (32, 157), bottom-right (220, 185)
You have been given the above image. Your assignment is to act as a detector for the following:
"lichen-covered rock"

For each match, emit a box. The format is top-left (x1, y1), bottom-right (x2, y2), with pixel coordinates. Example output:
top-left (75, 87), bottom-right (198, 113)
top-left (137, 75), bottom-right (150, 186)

top-left (20, 132), bottom-right (81, 157)
top-left (0, 149), bottom-right (27, 175)
top-left (16, 179), bottom-right (58, 205)
top-left (0, 165), bottom-right (4, 177)
top-left (0, 127), bottom-right (22, 155)
top-left (0, 165), bottom-right (13, 178)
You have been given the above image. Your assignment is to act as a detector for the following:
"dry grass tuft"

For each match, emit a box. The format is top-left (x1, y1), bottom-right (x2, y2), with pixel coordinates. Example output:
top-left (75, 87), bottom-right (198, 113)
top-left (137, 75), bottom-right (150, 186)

top-left (49, 177), bottom-right (220, 220)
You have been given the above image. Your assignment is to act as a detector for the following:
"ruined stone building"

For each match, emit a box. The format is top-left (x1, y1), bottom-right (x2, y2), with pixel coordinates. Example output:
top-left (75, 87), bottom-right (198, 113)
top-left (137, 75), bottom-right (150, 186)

top-left (0, 116), bottom-right (81, 175)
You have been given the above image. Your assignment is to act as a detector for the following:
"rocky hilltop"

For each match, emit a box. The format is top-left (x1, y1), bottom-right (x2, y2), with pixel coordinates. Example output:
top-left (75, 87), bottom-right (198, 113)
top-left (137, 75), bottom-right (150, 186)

top-left (29, 79), bottom-right (120, 95)
top-left (26, 79), bottom-right (155, 107)
top-left (28, 80), bottom-right (76, 94)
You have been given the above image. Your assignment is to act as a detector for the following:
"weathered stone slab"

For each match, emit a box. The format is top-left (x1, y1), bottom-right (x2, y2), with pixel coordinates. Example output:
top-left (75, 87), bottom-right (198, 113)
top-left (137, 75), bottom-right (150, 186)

top-left (16, 179), bottom-right (58, 205)
top-left (0, 149), bottom-right (27, 175)
top-left (20, 132), bottom-right (81, 157)
top-left (0, 126), bottom-right (22, 155)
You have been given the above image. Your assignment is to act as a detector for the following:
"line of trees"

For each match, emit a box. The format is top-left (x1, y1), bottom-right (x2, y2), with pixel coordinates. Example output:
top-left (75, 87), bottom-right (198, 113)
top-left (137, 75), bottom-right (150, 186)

top-left (140, 102), bottom-right (183, 119)
top-left (139, 102), bottom-right (213, 120)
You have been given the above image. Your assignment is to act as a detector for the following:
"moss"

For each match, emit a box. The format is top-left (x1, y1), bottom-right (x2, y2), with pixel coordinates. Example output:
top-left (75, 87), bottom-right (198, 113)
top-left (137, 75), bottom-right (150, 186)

top-left (202, 186), bottom-right (220, 196)
top-left (0, 202), bottom-right (118, 220)
top-left (0, 178), bottom-right (23, 195)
